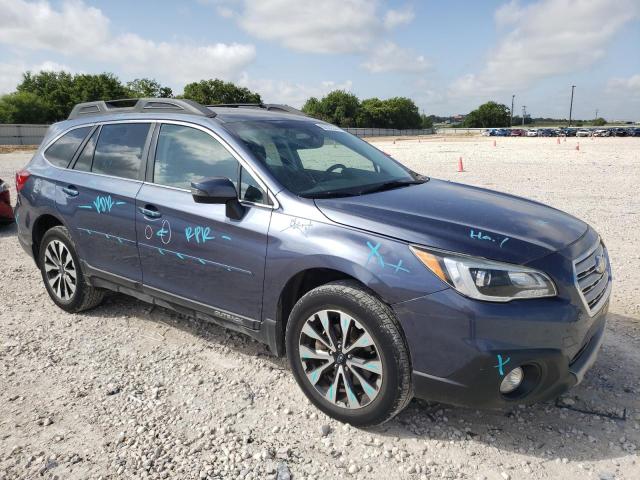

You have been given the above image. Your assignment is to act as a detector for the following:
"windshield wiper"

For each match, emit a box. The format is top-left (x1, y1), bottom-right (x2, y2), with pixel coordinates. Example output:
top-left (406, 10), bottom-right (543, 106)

top-left (302, 190), bottom-right (360, 199)
top-left (357, 179), bottom-right (426, 195)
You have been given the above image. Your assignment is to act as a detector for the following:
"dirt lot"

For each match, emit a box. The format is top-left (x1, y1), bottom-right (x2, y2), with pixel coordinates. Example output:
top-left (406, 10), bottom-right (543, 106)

top-left (1, 137), bottom-right (639, 480)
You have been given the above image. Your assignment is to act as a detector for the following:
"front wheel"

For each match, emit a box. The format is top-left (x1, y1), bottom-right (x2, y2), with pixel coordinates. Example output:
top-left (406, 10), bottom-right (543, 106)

top-left (286, 281), bottom-right (412, 426)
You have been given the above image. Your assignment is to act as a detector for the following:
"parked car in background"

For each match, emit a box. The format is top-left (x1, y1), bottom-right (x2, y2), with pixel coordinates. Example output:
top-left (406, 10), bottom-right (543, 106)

top-left (481, 129), bottom-right (493, 136)
top-left (576, 129), bottom-right (591, 137)
top-left (610, 128), bottom-right (628, 137)
top-left (0, 178), bottom-right (15, 225)
top-left (510, 129), bottom-right (525, 136)
top-left (14, 98), bottom-right (612, 426)
top-left (593, 129), bottom-right (610, 137)
top-left (526, 129), bottom-right (538, 137)
top-left (631, 128), bottom-right (640, 137)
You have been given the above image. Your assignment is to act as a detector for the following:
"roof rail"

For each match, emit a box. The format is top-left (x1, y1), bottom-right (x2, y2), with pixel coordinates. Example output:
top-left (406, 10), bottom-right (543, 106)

top-left (67, 98), bottom-right (216, 120)
top-left (207, 103), bottom-right (306, 116)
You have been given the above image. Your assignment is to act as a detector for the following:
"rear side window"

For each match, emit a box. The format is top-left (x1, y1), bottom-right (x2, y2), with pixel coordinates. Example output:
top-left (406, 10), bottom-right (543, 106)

top-left (45, 126), bottom-right (92, 168)
top-left (153, 124), bottom-right (239, 189)
top-left (92, 123), bottom-right (150, 180)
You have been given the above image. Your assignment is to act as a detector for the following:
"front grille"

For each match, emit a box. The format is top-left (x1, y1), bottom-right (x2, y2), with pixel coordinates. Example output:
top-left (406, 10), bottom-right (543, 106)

top-left (573, 240), bottom-right (611, 316)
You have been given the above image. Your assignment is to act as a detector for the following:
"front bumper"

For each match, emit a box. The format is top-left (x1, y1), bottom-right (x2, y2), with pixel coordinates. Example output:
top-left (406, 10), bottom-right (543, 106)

top-left (393, 238), bottom-right (610, 409)
top-left (407, 299), bottom-right (607, 408)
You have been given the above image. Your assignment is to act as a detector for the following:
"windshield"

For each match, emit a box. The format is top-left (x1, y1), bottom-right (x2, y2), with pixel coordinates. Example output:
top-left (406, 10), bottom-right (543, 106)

top-left (223, 119), bottom-right (423, 198)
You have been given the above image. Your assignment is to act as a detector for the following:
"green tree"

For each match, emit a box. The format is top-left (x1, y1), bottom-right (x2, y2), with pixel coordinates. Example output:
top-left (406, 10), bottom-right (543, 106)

top-left (382, 97), bottom-right (422, 129)
top-left (127, 78), bottom-right (173, 98)
top-left (0, 92), bottom-right (52, 123)
top-left (302, 90), bottom-right (360, 127)
top-left (463, 101), bottom-right (510, 128)
top-left (357, 98), bottom-right (388, 127)
top-left (15, 71), bottom-right (130, 121)
top-left (592, 117), bottom-right (606, 126)
top-left (420, 114), bottom-right (434, 129)
top-left (181, 79), bottom-right (261, 105)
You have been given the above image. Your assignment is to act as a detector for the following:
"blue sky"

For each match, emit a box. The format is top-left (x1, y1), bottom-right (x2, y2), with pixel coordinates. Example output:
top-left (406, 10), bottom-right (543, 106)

top-left (0, 0), bottom-right (639, 120)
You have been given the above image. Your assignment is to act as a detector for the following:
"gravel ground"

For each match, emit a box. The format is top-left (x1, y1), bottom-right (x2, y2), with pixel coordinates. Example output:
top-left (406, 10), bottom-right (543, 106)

top-left (1, 136), bottom-right (639, 480)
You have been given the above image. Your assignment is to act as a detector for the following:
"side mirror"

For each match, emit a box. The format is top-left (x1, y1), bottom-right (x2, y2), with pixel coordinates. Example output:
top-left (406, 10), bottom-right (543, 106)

top-left (191, 177), bottom-right (245, 220)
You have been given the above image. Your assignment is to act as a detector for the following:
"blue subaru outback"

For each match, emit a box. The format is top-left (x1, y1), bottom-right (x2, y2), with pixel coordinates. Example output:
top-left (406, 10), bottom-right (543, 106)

top-left (14, 98), bottom-right (611, 426)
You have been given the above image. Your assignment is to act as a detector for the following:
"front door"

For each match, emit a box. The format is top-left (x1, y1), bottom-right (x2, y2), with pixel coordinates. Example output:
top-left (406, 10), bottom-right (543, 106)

top-left (136, 123), bottom-right (272, 321)
top-left (56, 122), bottom-right (151, 282)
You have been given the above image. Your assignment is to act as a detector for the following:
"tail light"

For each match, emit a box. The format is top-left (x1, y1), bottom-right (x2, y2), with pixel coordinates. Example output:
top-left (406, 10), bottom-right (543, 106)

top-left (15, 170), bottom-right (31, 192)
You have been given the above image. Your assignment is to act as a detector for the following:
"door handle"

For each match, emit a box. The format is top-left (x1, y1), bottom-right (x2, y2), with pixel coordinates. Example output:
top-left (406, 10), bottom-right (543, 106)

top-left (138, 205), bottom-right (162, 219)
top-left (62, 185), bottom-right (79, 197)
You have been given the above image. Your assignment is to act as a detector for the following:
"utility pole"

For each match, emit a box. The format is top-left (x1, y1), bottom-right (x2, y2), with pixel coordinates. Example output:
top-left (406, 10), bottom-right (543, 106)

top-left (522, 105), bottom-right (526, 126)
top-left (595, 109), bottom-right (598, 120)
top-left (510, 94), bottom-right (515, 127)
top-left (568, 85), bottom-right (575, 126)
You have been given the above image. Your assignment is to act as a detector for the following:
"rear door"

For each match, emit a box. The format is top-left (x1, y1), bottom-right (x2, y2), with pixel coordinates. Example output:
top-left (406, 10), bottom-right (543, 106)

top-left (135, 122), bottom-right (272, 322)
top-left (56, 121), bottom-right (152, 282)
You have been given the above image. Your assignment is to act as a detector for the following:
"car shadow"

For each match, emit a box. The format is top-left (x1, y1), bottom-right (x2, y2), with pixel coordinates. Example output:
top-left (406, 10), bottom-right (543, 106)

top-left (82, 293), bottom-right (638, 462)
top-left (0, 221), bottom-right (17, 238)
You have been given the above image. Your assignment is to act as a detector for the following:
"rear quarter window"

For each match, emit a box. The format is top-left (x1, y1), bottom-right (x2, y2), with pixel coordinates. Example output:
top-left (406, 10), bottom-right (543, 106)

top-left (44, 126), bottom-right (92, 168)
top-left (92, 123), bottom-right (150, 180)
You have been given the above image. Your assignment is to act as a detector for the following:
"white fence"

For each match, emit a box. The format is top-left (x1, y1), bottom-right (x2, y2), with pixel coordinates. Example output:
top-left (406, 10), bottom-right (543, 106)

top-left (0, 124), bottom-right (49, 145)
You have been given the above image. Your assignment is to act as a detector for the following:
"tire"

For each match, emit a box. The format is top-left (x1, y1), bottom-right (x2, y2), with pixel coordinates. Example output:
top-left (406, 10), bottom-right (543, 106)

top-left (286, 280), bottom-right (412, 426)
top-left (38, 225), bottom-right (104, 313)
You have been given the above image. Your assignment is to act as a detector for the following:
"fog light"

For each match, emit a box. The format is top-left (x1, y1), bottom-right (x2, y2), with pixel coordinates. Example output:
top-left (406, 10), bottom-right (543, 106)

top-left (499, 367), bottom-right (524, 394)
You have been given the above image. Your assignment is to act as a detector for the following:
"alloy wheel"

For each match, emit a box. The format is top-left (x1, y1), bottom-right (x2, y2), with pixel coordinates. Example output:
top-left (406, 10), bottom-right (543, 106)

top-left (298, 309), bottom-right (383, 409)
top-left (43, 239), bottom-right (77, 301)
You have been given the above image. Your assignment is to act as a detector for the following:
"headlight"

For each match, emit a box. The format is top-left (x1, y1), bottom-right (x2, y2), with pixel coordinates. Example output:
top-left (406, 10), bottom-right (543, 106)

top-left (410, 246), bottom-right (556, 302)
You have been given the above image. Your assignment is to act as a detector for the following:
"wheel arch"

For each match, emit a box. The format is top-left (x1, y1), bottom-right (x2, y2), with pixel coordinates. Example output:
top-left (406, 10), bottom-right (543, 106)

top-left (31, 213), bottom-right (65, 263)
top-left (270, 264), bottom-right (391, 357)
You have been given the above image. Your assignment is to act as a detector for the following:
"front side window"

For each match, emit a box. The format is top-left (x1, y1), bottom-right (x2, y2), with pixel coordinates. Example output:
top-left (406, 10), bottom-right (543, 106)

top-left (224, 120), bottom-right (421, 198)
top-left (45, 126), bottom-right (92, 168)
top-left (154, 124), bottom-right (239, 189)
top-left (92, 123), bottom-right (150, 180)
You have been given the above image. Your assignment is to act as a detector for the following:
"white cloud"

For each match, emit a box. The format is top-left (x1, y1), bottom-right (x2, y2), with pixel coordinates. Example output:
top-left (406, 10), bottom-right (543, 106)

top-left (239, 73), bottom-right (353, 108)
top-left (362, 42), bottom-right (429, 73)
top-left (383, 7), bottom-right (415, 29)
top-left (450, 0), bottom-right (639, 97)
top-left (0, 0), bottom-right (256, 88)
top-left (0, 61), bottom-right (72, 94)
top-left (607, 74), bottom-right (640, 97)
top-left (232, 0), bottom-right (379, 54)
top-left (212, 0), bottom-right (425, 76)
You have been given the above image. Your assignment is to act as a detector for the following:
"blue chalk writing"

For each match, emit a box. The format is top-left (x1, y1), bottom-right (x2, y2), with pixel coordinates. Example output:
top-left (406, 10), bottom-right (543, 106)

top-left (137, 242), bottom-right (252, 275)
top-left (221, 235), bottom-right (232, 241)
top-left (386, 259), bottom-right (410, 273)
top-left (470, 229), bottom-right (510, 248)
top-left (365, 241), bottom-right (410, 274)
top-left (77, 227), bottom-right (135, 245)
top-left (79, 195), bottom-right (126, 214)
top-left (366, 242), bottom-right (385, 267)
top-left (494, 354), bottom-right (511, 377)
top-left (185, 225), bottom-right (215, 244)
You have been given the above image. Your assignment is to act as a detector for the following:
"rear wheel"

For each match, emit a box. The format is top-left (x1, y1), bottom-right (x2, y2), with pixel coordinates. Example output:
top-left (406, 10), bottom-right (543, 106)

top-left (286, 281), bottom-right (412, 426)
top-left (38, 226), bottom-right (104, 312)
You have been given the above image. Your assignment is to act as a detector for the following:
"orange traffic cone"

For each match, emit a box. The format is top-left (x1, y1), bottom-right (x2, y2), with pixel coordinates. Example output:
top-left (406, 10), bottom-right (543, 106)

top-left (457, 157), bottom-right (465, 172)
top-left (557, 137), bottom-right (560, 145)
top-left (576, 143), bottom-right (580, 151)
top-left (493, 139), bottom-right (497, 147)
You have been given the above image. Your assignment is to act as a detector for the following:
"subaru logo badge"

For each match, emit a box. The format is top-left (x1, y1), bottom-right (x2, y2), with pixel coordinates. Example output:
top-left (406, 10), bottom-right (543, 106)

top-left (595, 254), bottom-right (606, 274)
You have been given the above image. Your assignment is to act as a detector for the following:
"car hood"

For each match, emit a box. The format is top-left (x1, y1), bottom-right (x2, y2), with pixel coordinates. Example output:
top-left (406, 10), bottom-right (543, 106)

top-left (315, 179), bottom-right (588, 265)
